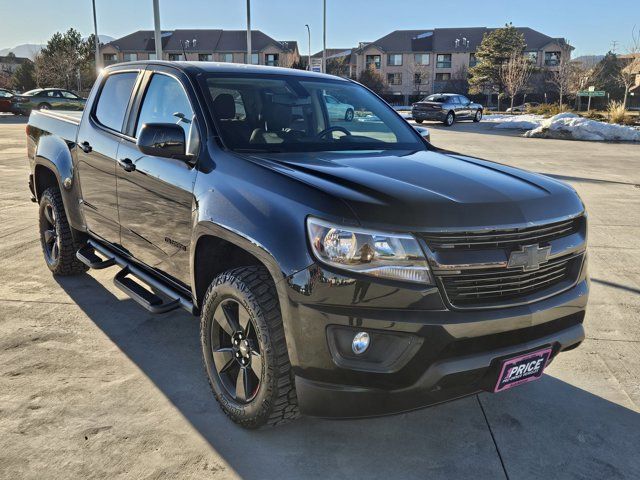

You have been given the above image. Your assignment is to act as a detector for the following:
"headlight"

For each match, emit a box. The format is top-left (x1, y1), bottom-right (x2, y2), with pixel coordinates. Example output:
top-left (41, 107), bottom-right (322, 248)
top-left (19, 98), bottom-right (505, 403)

top-left (306, 217), bottom-right (434, 284)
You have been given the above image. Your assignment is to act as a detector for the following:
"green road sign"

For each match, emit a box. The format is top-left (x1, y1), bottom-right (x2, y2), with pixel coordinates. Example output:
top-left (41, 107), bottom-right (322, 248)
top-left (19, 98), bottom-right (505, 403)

top-left (577, 90), bottom-right (606, 97)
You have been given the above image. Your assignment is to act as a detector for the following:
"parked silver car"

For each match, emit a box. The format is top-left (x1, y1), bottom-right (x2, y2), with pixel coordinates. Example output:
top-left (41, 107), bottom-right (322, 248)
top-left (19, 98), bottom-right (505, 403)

top-left (412, 93), bottom-right (483, 126)
top-left (324, 94), bottom-right (355, 122)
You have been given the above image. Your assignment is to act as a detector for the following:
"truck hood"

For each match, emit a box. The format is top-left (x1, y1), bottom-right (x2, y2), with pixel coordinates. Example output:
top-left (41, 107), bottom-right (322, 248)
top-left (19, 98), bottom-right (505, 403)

top-left (242, 149), bottom-right (583, 230)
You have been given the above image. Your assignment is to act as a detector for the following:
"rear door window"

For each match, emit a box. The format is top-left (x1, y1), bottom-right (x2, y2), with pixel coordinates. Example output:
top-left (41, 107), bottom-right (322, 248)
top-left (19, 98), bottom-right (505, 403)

top-left (95, 72), bottom-right (139, 132)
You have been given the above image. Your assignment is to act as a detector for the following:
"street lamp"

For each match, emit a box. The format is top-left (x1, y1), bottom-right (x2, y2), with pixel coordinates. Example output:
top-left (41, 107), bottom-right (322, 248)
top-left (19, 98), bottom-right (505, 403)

top-left (153, 0), bottom-right (162, 59)
top-left (305, 24), bottom-right (311, 70)
top-left (91, 0), bottom-right (101, 72)
top-left (322, 0), bottom-right (326, 73)
top-left (246, 0), bottom-right (252, 64)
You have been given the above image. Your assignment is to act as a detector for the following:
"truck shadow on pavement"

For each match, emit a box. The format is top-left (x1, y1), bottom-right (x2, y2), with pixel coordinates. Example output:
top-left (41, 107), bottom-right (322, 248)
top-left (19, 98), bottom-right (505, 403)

top-left (55, 274), bottom-right (640, 480)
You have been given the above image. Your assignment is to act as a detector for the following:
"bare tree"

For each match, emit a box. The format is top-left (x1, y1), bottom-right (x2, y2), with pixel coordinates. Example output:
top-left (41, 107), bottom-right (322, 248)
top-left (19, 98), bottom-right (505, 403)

top-left (500, 50), bottom-right (534, 111)
top-left (614, 27), bottom-right (640, 109)
top-left (572, 61), bottom-right (604, 110)
top-left (547, 54), bottom-right (576, 109)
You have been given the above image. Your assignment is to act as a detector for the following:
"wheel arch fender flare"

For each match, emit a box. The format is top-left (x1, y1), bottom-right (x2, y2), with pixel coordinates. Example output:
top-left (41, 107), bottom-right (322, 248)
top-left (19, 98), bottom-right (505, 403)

top-left (33, 135), bottom-right (85, 230)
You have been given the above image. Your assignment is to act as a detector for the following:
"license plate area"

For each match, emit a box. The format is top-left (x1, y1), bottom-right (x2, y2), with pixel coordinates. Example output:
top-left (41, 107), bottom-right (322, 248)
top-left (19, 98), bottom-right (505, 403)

top-left (494, 347), bottom-right (552, 393)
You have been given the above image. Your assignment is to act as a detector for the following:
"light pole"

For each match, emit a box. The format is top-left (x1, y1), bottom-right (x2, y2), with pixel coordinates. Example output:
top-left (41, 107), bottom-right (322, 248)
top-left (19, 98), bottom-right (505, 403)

top-left (91, 0), bottom-right (101, 72)
top-left (322, 0), bottom-right (326, 73)
top-left (153, 0), bottom-right (162, 60)
top-left (305, 24), bottom-right (311, 70)
top-left (246, 0), bottom-right (252, 64)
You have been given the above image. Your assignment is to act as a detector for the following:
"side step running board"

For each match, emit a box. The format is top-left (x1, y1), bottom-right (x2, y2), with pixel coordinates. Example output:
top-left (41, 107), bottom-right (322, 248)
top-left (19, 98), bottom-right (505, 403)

top-left (114, 267), bottom-right (181, 314)
top-left (76, 246), bottom-right (116, 269)
top-left (78, 239), bottom-right (195, 315)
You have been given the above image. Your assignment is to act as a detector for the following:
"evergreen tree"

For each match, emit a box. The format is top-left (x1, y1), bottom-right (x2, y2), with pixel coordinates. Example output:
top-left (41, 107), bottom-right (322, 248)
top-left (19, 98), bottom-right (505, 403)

top-left (469, 23), bottom-right (526, 98)
top-left (12, 61), bottom-right (36, 91)
top-left (357, 64), bottom-right (386, 95)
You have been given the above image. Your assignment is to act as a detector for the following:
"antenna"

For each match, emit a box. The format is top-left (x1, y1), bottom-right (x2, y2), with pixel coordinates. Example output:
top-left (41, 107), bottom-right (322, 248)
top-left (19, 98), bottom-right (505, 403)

top-left (611, 40), bottom-right (619, 53)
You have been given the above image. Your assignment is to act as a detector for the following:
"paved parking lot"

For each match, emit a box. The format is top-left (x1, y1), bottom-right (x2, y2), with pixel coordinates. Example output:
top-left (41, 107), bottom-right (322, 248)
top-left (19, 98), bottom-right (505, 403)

top-left (1, 115), bottom-right (639, 479)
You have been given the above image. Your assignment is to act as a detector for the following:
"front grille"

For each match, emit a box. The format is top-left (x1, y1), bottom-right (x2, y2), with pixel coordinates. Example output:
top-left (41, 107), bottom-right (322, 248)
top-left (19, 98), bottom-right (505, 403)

top-left (422, 216), bottom-right (583, 251)
top-left (439, 253), bottom-right (580, 307)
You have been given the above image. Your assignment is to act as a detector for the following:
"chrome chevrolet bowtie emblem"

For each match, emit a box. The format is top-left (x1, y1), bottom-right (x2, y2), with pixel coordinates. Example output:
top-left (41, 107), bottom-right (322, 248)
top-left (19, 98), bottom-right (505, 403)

top-left (508, 244), bottom-right (551, 271)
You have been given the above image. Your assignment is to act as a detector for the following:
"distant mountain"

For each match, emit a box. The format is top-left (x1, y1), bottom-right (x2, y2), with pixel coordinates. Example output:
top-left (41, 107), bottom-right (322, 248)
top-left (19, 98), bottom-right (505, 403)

top-left (0, 35), bottom-right (114, 60)
top-left (573, 55), bottom-right (605, 67)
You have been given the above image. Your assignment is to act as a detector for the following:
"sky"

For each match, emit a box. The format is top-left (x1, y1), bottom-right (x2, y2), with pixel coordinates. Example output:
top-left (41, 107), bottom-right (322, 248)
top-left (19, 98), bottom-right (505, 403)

top-left (0, 0), bottom-right (637, 58)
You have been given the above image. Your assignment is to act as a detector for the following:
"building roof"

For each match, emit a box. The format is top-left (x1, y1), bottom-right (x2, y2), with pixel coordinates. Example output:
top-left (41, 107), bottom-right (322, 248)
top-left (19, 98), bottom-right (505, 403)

top-left (0, 55), bottom-right (32, 65)
top-left (359, 27), bottom-right (572, 54)
top-left (311, 48), bottom-right (354, 59)
top-left (105, 29), bottom-right (296, 54)
top-left (105, 30), bottom-right (173, 52)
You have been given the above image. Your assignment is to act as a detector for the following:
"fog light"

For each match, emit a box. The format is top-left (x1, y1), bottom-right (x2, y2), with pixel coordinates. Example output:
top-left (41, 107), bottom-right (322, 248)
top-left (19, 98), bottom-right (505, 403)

top-left (352, 331), bottom-right (370, 355)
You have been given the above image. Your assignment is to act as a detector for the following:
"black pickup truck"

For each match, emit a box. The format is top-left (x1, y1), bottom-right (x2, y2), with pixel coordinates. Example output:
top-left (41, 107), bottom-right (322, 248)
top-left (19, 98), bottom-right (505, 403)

top-left (26, 61), bottom-right (588, 428)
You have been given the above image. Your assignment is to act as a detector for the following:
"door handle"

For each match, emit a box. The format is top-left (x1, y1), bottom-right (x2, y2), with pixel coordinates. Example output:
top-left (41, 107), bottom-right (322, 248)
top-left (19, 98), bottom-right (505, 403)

top-left (117, 158), bottom-right (136, 172)
top-left (79, 141), bottom-right (92, 153)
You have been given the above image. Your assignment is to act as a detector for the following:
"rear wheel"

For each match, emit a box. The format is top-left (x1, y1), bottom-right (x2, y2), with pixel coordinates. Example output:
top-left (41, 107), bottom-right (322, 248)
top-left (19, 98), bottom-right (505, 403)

top-left (443, 111), bottom-right (455, 126)
top-left (344, 108), bottom-right (354, 121)
top-left (37, 103), bottom-right (51, 111)
top-left (38, 187), bottom-right (88, 275)
top-left (414, 118), bottom-right (423, 124)
top-left (201, 266), bottom-right (298, 428)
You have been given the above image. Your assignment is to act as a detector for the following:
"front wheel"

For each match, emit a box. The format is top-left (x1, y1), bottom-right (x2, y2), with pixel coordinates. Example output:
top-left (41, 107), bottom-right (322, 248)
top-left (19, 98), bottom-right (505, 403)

top-left (473, 109), bottom-right (483, 122)
top-left (344, 108), bottom-right (354, 121)
top-left (38, 187), bottom-right (88, 275)
top-left (414, 118), bottom-right (423, 124)
top-left (201, 266), bottom-right (298, 428)
top-left (443, 111), bottom-right (455, 126)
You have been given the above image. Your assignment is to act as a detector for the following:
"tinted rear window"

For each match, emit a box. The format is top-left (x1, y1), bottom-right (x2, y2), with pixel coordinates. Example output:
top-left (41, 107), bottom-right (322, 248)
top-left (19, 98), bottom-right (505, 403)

top-left (424, 95), bottom-right (448, 103)
top-left (95, 72), bottom-right (138, 132)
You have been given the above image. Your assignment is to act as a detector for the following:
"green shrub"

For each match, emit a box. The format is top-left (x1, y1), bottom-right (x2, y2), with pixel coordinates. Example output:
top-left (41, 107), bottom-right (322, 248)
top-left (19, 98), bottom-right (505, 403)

top-left (526, 103), bottom-right (570, 116)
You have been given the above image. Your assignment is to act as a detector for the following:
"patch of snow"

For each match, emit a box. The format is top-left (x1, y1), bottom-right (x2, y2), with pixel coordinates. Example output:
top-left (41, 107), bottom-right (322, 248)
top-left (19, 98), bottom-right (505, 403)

top-left (525, 113), bottom-right (640, 142)
top-left (483, 113), bottom-right (640, 142)
top-left (482, 114), bottom-right (543, 130)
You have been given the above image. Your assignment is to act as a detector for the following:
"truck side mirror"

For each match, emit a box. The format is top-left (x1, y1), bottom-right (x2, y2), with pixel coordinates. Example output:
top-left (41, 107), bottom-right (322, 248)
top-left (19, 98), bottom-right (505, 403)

top-left (137, 123), bottom-right (186, 159)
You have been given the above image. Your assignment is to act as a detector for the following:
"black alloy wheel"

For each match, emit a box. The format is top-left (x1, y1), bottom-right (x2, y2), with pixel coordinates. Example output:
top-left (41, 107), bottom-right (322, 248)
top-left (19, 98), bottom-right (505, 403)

top-left (41, 201), bottom-right (60, 265)
top-left (211, 298), bottom-right (263, 403)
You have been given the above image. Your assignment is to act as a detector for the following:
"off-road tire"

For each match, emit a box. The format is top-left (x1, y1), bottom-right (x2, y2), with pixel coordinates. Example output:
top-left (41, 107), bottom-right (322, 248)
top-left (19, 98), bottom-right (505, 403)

top-left (38, 187), bottom-right (88, 275)
top-left (201, 266), bottom-right (298, 428)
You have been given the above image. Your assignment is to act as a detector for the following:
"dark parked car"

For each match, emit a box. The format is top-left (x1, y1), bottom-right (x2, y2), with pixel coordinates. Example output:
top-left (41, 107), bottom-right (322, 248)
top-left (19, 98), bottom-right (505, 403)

top-left (13, 88), bottom-right (86, 114)
top-left (26, 61), bottom-right (587, 428)
top-left (0, 88), bottom-right (16, 113)
top-left (412, 93), bottom-right (483, 126)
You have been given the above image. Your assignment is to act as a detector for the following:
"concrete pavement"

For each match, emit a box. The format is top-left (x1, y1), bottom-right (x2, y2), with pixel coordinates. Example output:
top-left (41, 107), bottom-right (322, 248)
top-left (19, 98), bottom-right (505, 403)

top-left (0, 116), bottom-right (639, 479)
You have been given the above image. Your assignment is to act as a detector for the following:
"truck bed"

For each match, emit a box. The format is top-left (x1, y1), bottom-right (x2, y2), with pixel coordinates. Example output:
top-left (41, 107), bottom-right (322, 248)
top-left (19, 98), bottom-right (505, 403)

top-left (28, 109), bottom-right (82, 144)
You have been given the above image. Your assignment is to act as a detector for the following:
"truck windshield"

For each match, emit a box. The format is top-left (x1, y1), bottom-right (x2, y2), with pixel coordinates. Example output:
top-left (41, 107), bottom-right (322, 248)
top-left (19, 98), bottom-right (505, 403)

top-left (203, 74), bottom-right (423, 153)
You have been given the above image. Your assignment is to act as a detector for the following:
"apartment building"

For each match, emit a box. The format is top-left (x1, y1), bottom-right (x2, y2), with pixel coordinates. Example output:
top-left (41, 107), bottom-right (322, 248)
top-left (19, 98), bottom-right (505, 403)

top-left (101, 29), bottom-right (299, 67)
top-left (315, 27), bottom-right (572, 104)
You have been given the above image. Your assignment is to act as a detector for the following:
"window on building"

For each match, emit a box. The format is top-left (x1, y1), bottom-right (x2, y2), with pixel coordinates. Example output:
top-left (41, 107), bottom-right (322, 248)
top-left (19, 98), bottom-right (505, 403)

top-left (103, 53), bottom-right (117, 64)
top-left (414, 73), bottom-right (425, 85)
top-left (525, 51), bottom-right (538, 63)
top-left (366, 55), bottom-right (381, 69)
top-left (414, 53), bottom-right (430, 66)
top-left (219, 53), bottom-right (233, 62)
top-left (265, 54), bottom-right (279, 66)
top-left (387, 73), bottom-right (402, 85)
top-left (148, 53), bottom-right (157, 60)
top-left (545, 51), bottom-right (561, 66)
top-left (435, 73), bottom-right (451, 81)
top-left (387, 54), bottom-right (403, 66)
top-left (95, 72), bottom-right (139, 132)
top-left (244, 53), bottom-right (259, 64)
top-left (436, 54), bottom-right (452, 69)
top-left (199, 54), bottom-right (212, 61)
top-left (469, 53), bottom-right (477, 67)
top-left (135, 73), bottom-right (199, 155)
top-left (168, 54), bottom-right (183, 61)
top-left (123, 53), bottom-right (138, 62)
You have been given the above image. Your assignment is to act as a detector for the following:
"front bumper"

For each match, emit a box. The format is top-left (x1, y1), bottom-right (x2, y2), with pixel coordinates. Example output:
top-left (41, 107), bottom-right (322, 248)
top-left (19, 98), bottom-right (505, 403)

top-left (282, 262), bottom-right (588, 418)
